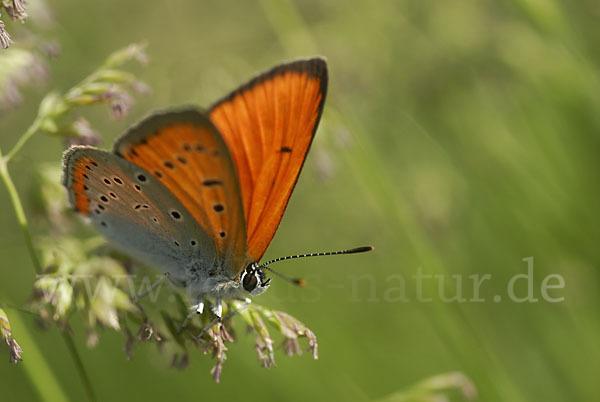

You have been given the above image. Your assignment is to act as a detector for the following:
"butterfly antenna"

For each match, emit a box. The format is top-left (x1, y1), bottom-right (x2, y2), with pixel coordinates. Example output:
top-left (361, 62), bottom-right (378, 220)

top-left (258, 246), bottom-right (374, 287)
top-left (260, 266), bottom-right (307, 287)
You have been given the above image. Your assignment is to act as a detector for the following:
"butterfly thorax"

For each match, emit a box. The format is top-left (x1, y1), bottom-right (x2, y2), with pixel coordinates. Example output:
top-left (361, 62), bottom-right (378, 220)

top-left (175, 259), bottom-right (270, 300)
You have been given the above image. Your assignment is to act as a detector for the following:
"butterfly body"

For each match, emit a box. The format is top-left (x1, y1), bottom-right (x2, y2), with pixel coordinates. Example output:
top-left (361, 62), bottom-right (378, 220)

top-left (62, 58), bottom-right (328, 313)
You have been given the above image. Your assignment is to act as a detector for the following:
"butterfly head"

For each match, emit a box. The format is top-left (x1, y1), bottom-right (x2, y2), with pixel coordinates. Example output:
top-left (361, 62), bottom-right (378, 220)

top-left (240, 262), bottom-right (271, 296)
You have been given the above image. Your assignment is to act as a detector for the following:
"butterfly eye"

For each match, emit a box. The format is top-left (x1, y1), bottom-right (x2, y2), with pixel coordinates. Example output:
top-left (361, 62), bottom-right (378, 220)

top-left (242, 270), bottom-right (258, 292)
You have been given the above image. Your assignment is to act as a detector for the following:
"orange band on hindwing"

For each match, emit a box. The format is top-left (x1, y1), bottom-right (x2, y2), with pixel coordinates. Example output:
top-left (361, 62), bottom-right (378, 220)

top-left (68, 155), bottom-right (101, 216)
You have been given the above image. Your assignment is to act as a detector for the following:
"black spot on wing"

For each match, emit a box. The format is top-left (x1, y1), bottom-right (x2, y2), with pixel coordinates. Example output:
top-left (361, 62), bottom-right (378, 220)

top-left (203, 179), bottom-right (222, 187)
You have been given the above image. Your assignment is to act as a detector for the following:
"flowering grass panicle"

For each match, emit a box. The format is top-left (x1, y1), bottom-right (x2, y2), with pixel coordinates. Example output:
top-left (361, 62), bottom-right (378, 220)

top-left (0, 46), bottom-right (48, 108)
top-left (0, 0), bottom-right (27, 49)
top-left (376, 371), bottom-right (477, 402)
top-left (0, 308), bottom-right (23, 363)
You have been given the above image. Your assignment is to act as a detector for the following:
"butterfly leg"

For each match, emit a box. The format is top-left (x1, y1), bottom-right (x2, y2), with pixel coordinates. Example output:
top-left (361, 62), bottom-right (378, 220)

top-left (130, 272), bottom-right (169, 301)
top-left (211, 295), bottom-right (223, 318)
top-left (195, 300), bottom-right (251, 340)
top-left (178, 299), bottom-right (205, 333)
top-left (191, 300), bottom-right (205, 315)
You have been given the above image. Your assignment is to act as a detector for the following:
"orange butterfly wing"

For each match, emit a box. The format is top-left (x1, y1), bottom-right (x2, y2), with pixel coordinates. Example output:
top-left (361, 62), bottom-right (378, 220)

top-left (209, 58), bottom-right (328, 261)
top-left (113, 109), bottom-right (248, 273)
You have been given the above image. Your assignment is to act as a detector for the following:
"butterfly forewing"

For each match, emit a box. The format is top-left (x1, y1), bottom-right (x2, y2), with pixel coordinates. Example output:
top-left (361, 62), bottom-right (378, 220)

top-left (63, 147), bottom-right (216, 282)
top-left (209, 58), bottom-right (328, 261)
top-left (112, 110), bottom-right (248, 276)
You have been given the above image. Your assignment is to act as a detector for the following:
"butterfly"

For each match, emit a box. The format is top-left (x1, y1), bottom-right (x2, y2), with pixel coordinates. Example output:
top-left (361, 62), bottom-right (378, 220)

top-left (62, 58), bottom-right (371, 317)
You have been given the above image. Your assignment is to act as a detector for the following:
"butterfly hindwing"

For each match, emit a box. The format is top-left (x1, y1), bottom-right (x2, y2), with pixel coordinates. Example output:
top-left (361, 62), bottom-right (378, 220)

top-left (112, 109), bottom-right (248, 276)
top-left (209, 58), bottom-right (328, 261)
top-left (62, 147), bottom-right (216, 282)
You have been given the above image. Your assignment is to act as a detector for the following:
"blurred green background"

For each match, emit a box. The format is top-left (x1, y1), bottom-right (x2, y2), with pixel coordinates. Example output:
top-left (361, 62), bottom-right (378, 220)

top-left (1, 0), bottom-right (599, 400)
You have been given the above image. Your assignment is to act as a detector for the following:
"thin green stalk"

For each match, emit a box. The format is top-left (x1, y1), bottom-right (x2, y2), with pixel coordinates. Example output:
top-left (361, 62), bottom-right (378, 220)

top-left (60, 332), bottom-right (97, 402)
top-left (0, 145), bottom-right (97, 401)
top-left (0, 302), bottom-right (40, 316)
top-left (0, 147), bottom-right (42, 274)
top-left (3, 114), bottom-right (44, 163)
